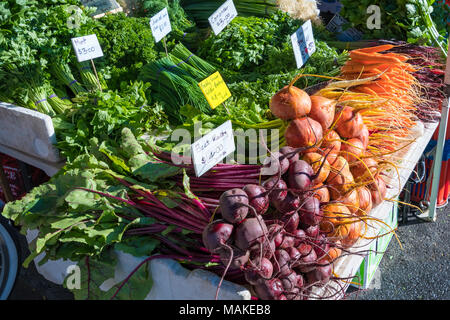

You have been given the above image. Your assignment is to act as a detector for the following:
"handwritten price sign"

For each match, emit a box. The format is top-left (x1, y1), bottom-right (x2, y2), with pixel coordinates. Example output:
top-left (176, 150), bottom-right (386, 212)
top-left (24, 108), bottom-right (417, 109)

top-left (198, 72), bottom-right (232, 109)
top-left (150, 7), bottom-right (172, 43)
top-left (71, 34), bottom-right (104, 62)
top-left (191, 120), bottom-right (235, 177)
top-left (208, 0), bottom-right (237, 35)
top-left (291, 20), bottom-right (316, 69)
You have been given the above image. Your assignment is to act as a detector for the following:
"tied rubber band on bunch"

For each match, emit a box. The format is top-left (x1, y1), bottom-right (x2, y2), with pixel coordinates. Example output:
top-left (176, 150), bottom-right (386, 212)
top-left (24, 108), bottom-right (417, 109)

top-left (69, 79), bottom-right (78, 87)
top-left (156, 54), bottom-right (195, 77)
top-left (34, 98), bottom-right (47, 106)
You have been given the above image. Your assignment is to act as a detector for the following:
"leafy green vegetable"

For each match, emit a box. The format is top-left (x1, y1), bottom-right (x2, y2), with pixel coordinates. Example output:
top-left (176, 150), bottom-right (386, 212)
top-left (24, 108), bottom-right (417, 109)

top-left (63, 248), bottom-right (154, 300)
top-left (86, 13), bottom-right (163, 90)
top-left (136, 0), bottom-right (195, 32)
top-left (180, 0), bottom-right (279, 27)
top-left (138, 44), bottom-right (216, 123)
top-left (198, 12), bottom-right (299, 73)
top-left (53, 81), bottom-right (169, 163)
top-left (339, 0), bottom-right (448, 56)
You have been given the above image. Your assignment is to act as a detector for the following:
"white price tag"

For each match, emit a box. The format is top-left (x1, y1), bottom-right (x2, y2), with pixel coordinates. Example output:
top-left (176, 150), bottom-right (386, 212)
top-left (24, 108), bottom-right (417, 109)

top-left (150, 7), bottom-right (172, 43)
top-left (291, 20), bottom-right (316, 69)
top-left (71, 34), bottom-right (104, 62)
top-left (208, 0), bottom-right (238, 35)
top-left (191, 120), bottom-right (235, 177)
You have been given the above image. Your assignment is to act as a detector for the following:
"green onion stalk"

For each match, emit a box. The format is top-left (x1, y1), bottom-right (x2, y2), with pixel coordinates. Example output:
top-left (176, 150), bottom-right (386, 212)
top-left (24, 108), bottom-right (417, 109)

top-left (2, 65), bottom-right (56, 116)
top-left (26, 82), bottom-right (56, 116)
top-left (166, 115), bottom-right (288, 164)
top-left (171, 29), bottom-right (208, 52)
top-left (46, 85), bottom-right (70, 114)
top-left (181, 0), bottom-right (279, 25)
top-left (51, 62), bottom-right (86, 95)
top-left (76, 61), bottom-right (103, 92)
top-left (53, 86), bottom-right (73, 105)
top-left (417, 0), bottom-right (448, 57)
top-left (171, 43), bottom-right (216, 77)
top-left (0, 91), bottom-right (12, 104)
top-left (138, 55), bottom-right (213, 122)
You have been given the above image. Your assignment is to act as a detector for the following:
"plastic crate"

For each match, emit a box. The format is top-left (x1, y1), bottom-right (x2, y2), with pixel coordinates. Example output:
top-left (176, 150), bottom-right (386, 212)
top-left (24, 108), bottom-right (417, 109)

top-left (351, 201), bottom-right (398, 289)
top-left (0, 152), bottom-right (26, 202)
top-left (0, 152), bottom-right (50, 203)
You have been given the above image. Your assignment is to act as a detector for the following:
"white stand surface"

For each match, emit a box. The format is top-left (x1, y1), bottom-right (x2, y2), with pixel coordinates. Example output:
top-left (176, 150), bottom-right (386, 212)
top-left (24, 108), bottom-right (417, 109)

top-left (0, 103), bottom-right (65, 176)
top-left (25, 229), bottom-right (251, 300)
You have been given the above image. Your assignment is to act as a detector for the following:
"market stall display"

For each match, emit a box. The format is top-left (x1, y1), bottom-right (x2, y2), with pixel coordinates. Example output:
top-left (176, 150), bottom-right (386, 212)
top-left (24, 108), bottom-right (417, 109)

top-left (0, 0), bottom-right (448, 300)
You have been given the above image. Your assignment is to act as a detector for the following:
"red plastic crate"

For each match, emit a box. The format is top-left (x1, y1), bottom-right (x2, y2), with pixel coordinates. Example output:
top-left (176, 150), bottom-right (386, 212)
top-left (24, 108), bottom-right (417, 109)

top-left (0, 154), bottom-right (26, 202)
top-left (410, 158), bottom-right (449, 208)
top-left (0, 152), bottom-right (50, 203)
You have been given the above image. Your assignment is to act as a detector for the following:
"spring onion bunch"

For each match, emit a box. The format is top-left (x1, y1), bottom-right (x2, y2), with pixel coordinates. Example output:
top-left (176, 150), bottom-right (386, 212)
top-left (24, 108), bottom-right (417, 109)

top-left (51, 62), bottom-right (86, 96)
top-left (138, 44), bottom-right (216, 123)
top-left (180, 0), bottom-right (279, 26)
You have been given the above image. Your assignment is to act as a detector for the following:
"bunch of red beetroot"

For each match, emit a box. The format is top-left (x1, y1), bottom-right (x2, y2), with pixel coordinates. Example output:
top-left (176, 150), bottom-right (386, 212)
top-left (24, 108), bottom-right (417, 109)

top-left (202, 147), bottom-right (344, 300)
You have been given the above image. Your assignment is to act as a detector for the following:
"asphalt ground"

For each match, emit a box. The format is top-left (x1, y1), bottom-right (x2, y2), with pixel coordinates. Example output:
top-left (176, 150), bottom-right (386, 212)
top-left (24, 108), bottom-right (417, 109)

top-left (346, 206), bottom-right (450, 300)
top-left (4, 205), bottom-right (449, 300)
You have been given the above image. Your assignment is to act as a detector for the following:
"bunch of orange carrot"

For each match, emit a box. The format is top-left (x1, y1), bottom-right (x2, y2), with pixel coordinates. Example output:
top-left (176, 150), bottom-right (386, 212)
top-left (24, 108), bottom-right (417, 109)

top-left (336, 44), bottom-right (423, 155)
top-left (341, 44), bottom-right (418, 94)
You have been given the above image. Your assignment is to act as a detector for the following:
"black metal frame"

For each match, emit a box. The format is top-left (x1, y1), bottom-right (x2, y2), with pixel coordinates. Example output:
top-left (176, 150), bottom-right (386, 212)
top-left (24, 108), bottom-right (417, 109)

top-left (399, 154), bottom-right (431, 225)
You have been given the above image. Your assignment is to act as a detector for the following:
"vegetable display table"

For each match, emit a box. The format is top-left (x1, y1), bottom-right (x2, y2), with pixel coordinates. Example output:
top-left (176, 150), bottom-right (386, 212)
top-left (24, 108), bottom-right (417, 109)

top-left (0, 101), bottom-right (439, 299)
top-left (312, 121), bottom-right (439, 299)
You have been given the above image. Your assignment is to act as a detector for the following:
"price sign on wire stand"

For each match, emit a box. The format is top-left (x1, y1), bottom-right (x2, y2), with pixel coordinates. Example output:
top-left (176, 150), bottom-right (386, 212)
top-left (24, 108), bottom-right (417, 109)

top-left (71, 34), bottom-right (103, 62)
top-left (291, 20), bottom-right (316, 69)
top-left (71, 34), bottom-right (103, 91)
top-left (191, 120), bottom-right (235, 177)
top-left (150, 7), bottom-right (172, 55)
top-left (208, 0), bottom-right (238, 35)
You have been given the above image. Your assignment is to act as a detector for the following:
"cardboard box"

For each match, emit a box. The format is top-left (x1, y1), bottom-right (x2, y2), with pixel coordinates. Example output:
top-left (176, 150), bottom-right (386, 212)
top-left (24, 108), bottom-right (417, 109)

top-left (351, 201), bottom-right (398, 289)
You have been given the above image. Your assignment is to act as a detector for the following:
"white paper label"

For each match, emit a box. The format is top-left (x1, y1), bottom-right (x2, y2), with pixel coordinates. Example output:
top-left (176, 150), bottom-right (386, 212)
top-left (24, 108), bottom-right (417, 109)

top-left (191, 120), bottom-right (235, 177)
top-left (208, 0), bottom-right (238, 35)
top-left (71, 34), bottom-right (104, 62)
top-left (150, 7), bottom-right (172, 43)
top-left (291, 20), bottom-right (316, 69)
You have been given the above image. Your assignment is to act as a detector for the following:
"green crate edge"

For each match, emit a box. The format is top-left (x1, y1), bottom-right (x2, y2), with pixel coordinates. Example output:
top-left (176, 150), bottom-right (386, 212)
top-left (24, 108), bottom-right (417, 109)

top-left (350, 200), bottom-right (398, 289)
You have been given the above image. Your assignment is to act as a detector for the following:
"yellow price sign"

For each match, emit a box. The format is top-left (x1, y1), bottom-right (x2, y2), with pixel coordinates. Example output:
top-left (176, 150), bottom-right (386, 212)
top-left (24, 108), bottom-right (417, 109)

top-left (198, 71), bottom-right (231, 109)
